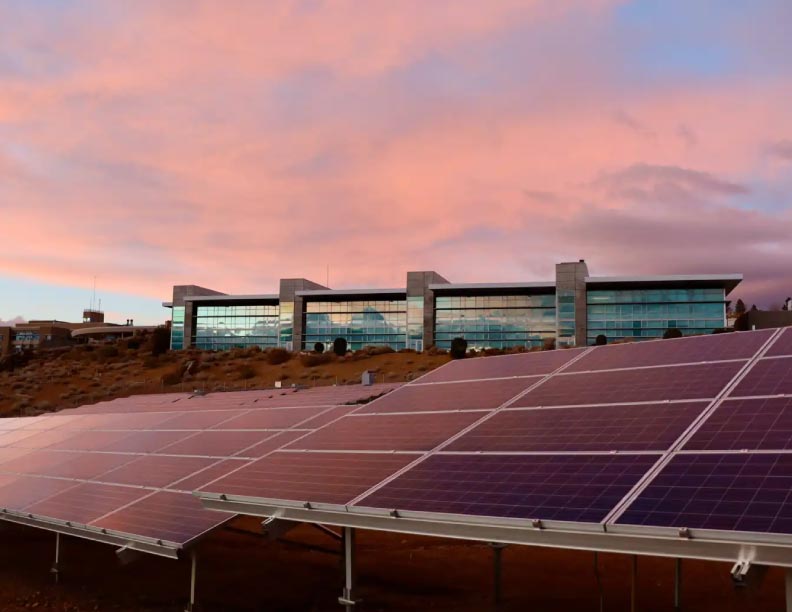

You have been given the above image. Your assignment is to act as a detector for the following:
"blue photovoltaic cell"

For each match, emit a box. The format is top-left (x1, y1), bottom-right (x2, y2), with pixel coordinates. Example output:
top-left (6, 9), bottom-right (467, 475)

top-left (415, 349), bottom-right (585, 383)
top-left (684, 397), bottom-right (792, 451)
top-left (730, 357), bottom-right (792, 398)
top-left (446, 402), bottom-right (707, 452)
top-left (25, 482), bottom-right (146, 525)
top-left (618, 453), bottom-right (792, 533)
top-left (566, 330), bottom-right (773, 373)
top-left (766, 328), bottom-right (792, 357)
top-left (513, 362), bottom-right (742, 408)
top-left (357, 454), bottom-right (658, 523)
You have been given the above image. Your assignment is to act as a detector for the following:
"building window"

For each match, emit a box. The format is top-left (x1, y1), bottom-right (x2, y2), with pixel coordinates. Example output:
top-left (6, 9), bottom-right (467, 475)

top-left (170, 306), bottom-right (185, 350)
top-left (586, 288), bottom-right (726, 344)
top-left (193, 304), bottom-right (280, 351)
top-left (434, 294), bottom-right (556, 350)
top-left (303, 299), bottom-right (407, 351)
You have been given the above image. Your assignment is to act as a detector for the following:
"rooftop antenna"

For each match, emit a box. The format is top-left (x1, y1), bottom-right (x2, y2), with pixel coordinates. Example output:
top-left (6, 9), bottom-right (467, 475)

top-left (91, 275), bottom-right (96, 311)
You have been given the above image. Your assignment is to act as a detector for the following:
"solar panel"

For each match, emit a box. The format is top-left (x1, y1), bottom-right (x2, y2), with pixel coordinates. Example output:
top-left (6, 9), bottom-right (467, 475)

top-left (513, 361), bottom-right (743, 408)
top-left (24, 483), bottom-right (146, 525)
top-left (357, 377), bottom-right (538, 415)
top-left (199, 451), bottom-right (417, 505)
top-left (683, 397), bottom-right (792, 451)
top-left (445, 402), bottom-right (708, 452)
top-left (288, 412), bottom-right (484, 452)
top-left (730, 356), bottom-right (792, 397)
top-left (565, 330), bottom-right (774, 373)
top-left (0, 383), bottom-right (400, 555)
top-left (616, 453), bottom-right (792, 533)
top-left (357, 453), bottom-right (659, 522)
top-left (766, 327), bottom-right (792, 357)
top-left (92, 491), bottom-right (228, 546)
top-left (416, 349), bottom-right (585, 383)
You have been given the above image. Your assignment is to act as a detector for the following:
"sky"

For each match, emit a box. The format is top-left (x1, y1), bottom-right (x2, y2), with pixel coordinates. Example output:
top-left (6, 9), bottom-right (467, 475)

top-left (1, 0), bottom-right (791, 324)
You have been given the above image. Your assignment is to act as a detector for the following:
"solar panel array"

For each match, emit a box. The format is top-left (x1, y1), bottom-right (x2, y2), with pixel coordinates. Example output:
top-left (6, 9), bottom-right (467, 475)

top-left (199, 328), bottom-right (792, 543)
top-left (0, 384), bottom-right (400, 553)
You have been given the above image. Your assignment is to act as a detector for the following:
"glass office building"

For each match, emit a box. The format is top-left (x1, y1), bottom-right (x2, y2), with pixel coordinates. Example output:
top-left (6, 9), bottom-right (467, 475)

top-left (193, 304), bottom-right (280, 350)
top-left (166, 265), bottom-right (740, 352)
top-left (586, 288), bottom-right (727, 344)
top-left (303, 298), bottom-right (407, 351)
top-left (434, 294), bottom-right (556, 349)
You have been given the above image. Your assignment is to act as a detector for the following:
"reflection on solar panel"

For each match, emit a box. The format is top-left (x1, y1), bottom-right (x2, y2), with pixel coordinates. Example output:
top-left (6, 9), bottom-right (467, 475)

top-left (416, 348), bottom-right (585, 383)
top-left (766, 327), bottom-right (792, 357)
top-left (446, 402), bottom-right (707, 452)
top-left (513, 361), bottom-right (743, 407)
top-left (730, 356), bottom-right (792, 397)
top-left (201, 451), bottom-right (416, 505)
top-left (684, 397), bottom-right (792, 451)
top-left (289, 412), bottom-right (484, 452)
top-left (0, 383), bottom-right (401, 554)
top-left (359, 454), bottom-right (659, 522)
top-left (357, 377), bottom-right (539, 414)
top-left (565, 329), bottom-right (774, 373)
top-left (617, 453), bottom-right (792, 533)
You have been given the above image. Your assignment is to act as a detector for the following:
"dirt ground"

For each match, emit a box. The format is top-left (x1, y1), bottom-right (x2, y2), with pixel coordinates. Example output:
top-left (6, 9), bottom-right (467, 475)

top-left (0, 518), bottom-right (784, 611)
top-left (0, 343), bottom-right (452, 417)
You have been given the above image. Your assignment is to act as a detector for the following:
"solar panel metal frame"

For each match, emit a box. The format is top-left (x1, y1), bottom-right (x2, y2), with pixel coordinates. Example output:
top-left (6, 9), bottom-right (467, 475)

top-left (198, 329), bottom-right (792, 567)
top-left (0, 384), bottom-right (401, 558)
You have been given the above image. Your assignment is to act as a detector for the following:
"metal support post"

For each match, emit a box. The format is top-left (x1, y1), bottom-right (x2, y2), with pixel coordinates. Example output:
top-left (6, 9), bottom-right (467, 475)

top-left (186, 549), bottom-right (197, 612)
top-left (786, 568), bottom-right (792, 612)
top-left (338, 527), bottom-right (356, 610)
top-left (51, 532), bottom-right (60, 584)
top-left (674, 558), bottom-right (682, 611)
top-left (489, 543), bottom-right (507, 608)
top-left (593, 551), bottom-right (604, 612)
top-left (630, 555), bottom-right (638, 612)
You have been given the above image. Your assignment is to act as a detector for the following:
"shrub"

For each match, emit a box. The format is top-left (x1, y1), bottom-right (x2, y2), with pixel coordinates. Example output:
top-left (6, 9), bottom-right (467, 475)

top-left (594, 334), bottom-right (607, 346)
top-left (98, 346), bottom-right (119, 359)
top-left (542, 338), bottom-right (556, 351)
top-left (266, 348), bottom-right (292, 365)
top-left (365, 345), bottom-right (395, 356)
top-left (313, 342), bottom-right (325, 354)
top-left (151, 326), bottom-right (171, 356)
top-left (161, 367), bottom-right (183, 386)
top-left (333, 337), bottom-right (348, 357)
top-left (450, 337), bottom-right (468, 359)
top-left (237, 364), bottom-right (256, 380)
top-left (299, 353), bottom-right (335, 367)
top-left (125, 338), bottom-right (141, 350)
top-left (663, 328), bottom-right (683, 339)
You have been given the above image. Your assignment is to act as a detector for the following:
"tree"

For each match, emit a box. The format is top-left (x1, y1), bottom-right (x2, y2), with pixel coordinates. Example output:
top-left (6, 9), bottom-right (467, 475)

top-left (734, 299), bottom-right (746, 315)
top-left (314, 342), bottom-right (325, 353)
top-left (663, 328), bottom-right (683, 339)
top-left (450, 337), bottom-right (468, 359)
top-left (333, 337), bottom-right (348, 357)
top-left (594, 334), bottom-right (607, 346)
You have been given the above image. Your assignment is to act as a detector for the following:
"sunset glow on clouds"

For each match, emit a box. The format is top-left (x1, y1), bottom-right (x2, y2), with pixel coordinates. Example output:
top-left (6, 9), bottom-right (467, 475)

top-left (1, 0), bottom-right (791, 322)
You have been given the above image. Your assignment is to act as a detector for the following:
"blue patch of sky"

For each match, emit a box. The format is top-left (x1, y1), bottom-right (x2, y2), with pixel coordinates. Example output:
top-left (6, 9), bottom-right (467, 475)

top-left (0, 276), bottom-right (167, 325)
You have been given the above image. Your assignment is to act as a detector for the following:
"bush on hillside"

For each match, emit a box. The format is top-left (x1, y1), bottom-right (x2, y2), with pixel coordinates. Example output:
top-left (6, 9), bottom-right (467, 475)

top-left (450, 337), bottom-right (468, 359)
top-left (299, 352), bottom-right (335, 367)
top-left (663, 328), bottom-right (683, 339)
top-left (333, 337), bottom-right (348, 357)
top-left (150, 326), bottom-right (171, 356)
top-left (266, 348), bottom-right (292, 365)
top-left (314, 342), bottom-right (325, 353)
top-left (594, 334), bottom-right (607, 346)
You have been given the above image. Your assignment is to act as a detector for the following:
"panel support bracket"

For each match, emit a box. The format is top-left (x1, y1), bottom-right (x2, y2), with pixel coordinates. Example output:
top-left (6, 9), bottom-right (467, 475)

top-left (338, 527), bottom-right (357, 610)
top-left (185, 549), bottom-right (198, 612)
top-left (51, 532), bottom-right (60, 584)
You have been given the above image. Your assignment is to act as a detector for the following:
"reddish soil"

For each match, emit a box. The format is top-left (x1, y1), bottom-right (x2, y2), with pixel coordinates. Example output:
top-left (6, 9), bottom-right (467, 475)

top-left (0, 518), bottom-right (783, 611)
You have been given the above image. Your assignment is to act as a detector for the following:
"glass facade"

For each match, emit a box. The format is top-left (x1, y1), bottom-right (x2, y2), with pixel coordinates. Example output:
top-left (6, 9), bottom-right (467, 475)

top-left (587, 288), bottom-right (726, 344)
top-left (193, 304), bottom-right (279, 350)
top-left (407, 296), bottom-right (424, 351)
top-left (556, 290), bottom-right (576, 347)
top-left (170, 306), bottom-right (185, 350)
top-left (434, 295), bottom-right (556, 350)
top-left (279, 301), bottom-right (294, 349)
top-left (303, 299), bottom-right (407, 350)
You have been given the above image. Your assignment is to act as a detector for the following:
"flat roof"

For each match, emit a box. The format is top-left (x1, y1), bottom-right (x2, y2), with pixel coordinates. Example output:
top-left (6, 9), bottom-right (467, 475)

top-left (297, 288), bottom-right (406, 297)
top-left (585, 274), bottom-right (742, 295)
top-left (429, 282), bottom-right (556, 291)
top-left (183, 294), bottom-right (279, 303)
top-left (72, 325), bottom-right (158, 338)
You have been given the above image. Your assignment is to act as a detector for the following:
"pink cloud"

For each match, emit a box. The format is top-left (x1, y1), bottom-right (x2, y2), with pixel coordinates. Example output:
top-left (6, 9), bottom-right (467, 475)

top-left (0, 0), bottom-right (790, 310)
